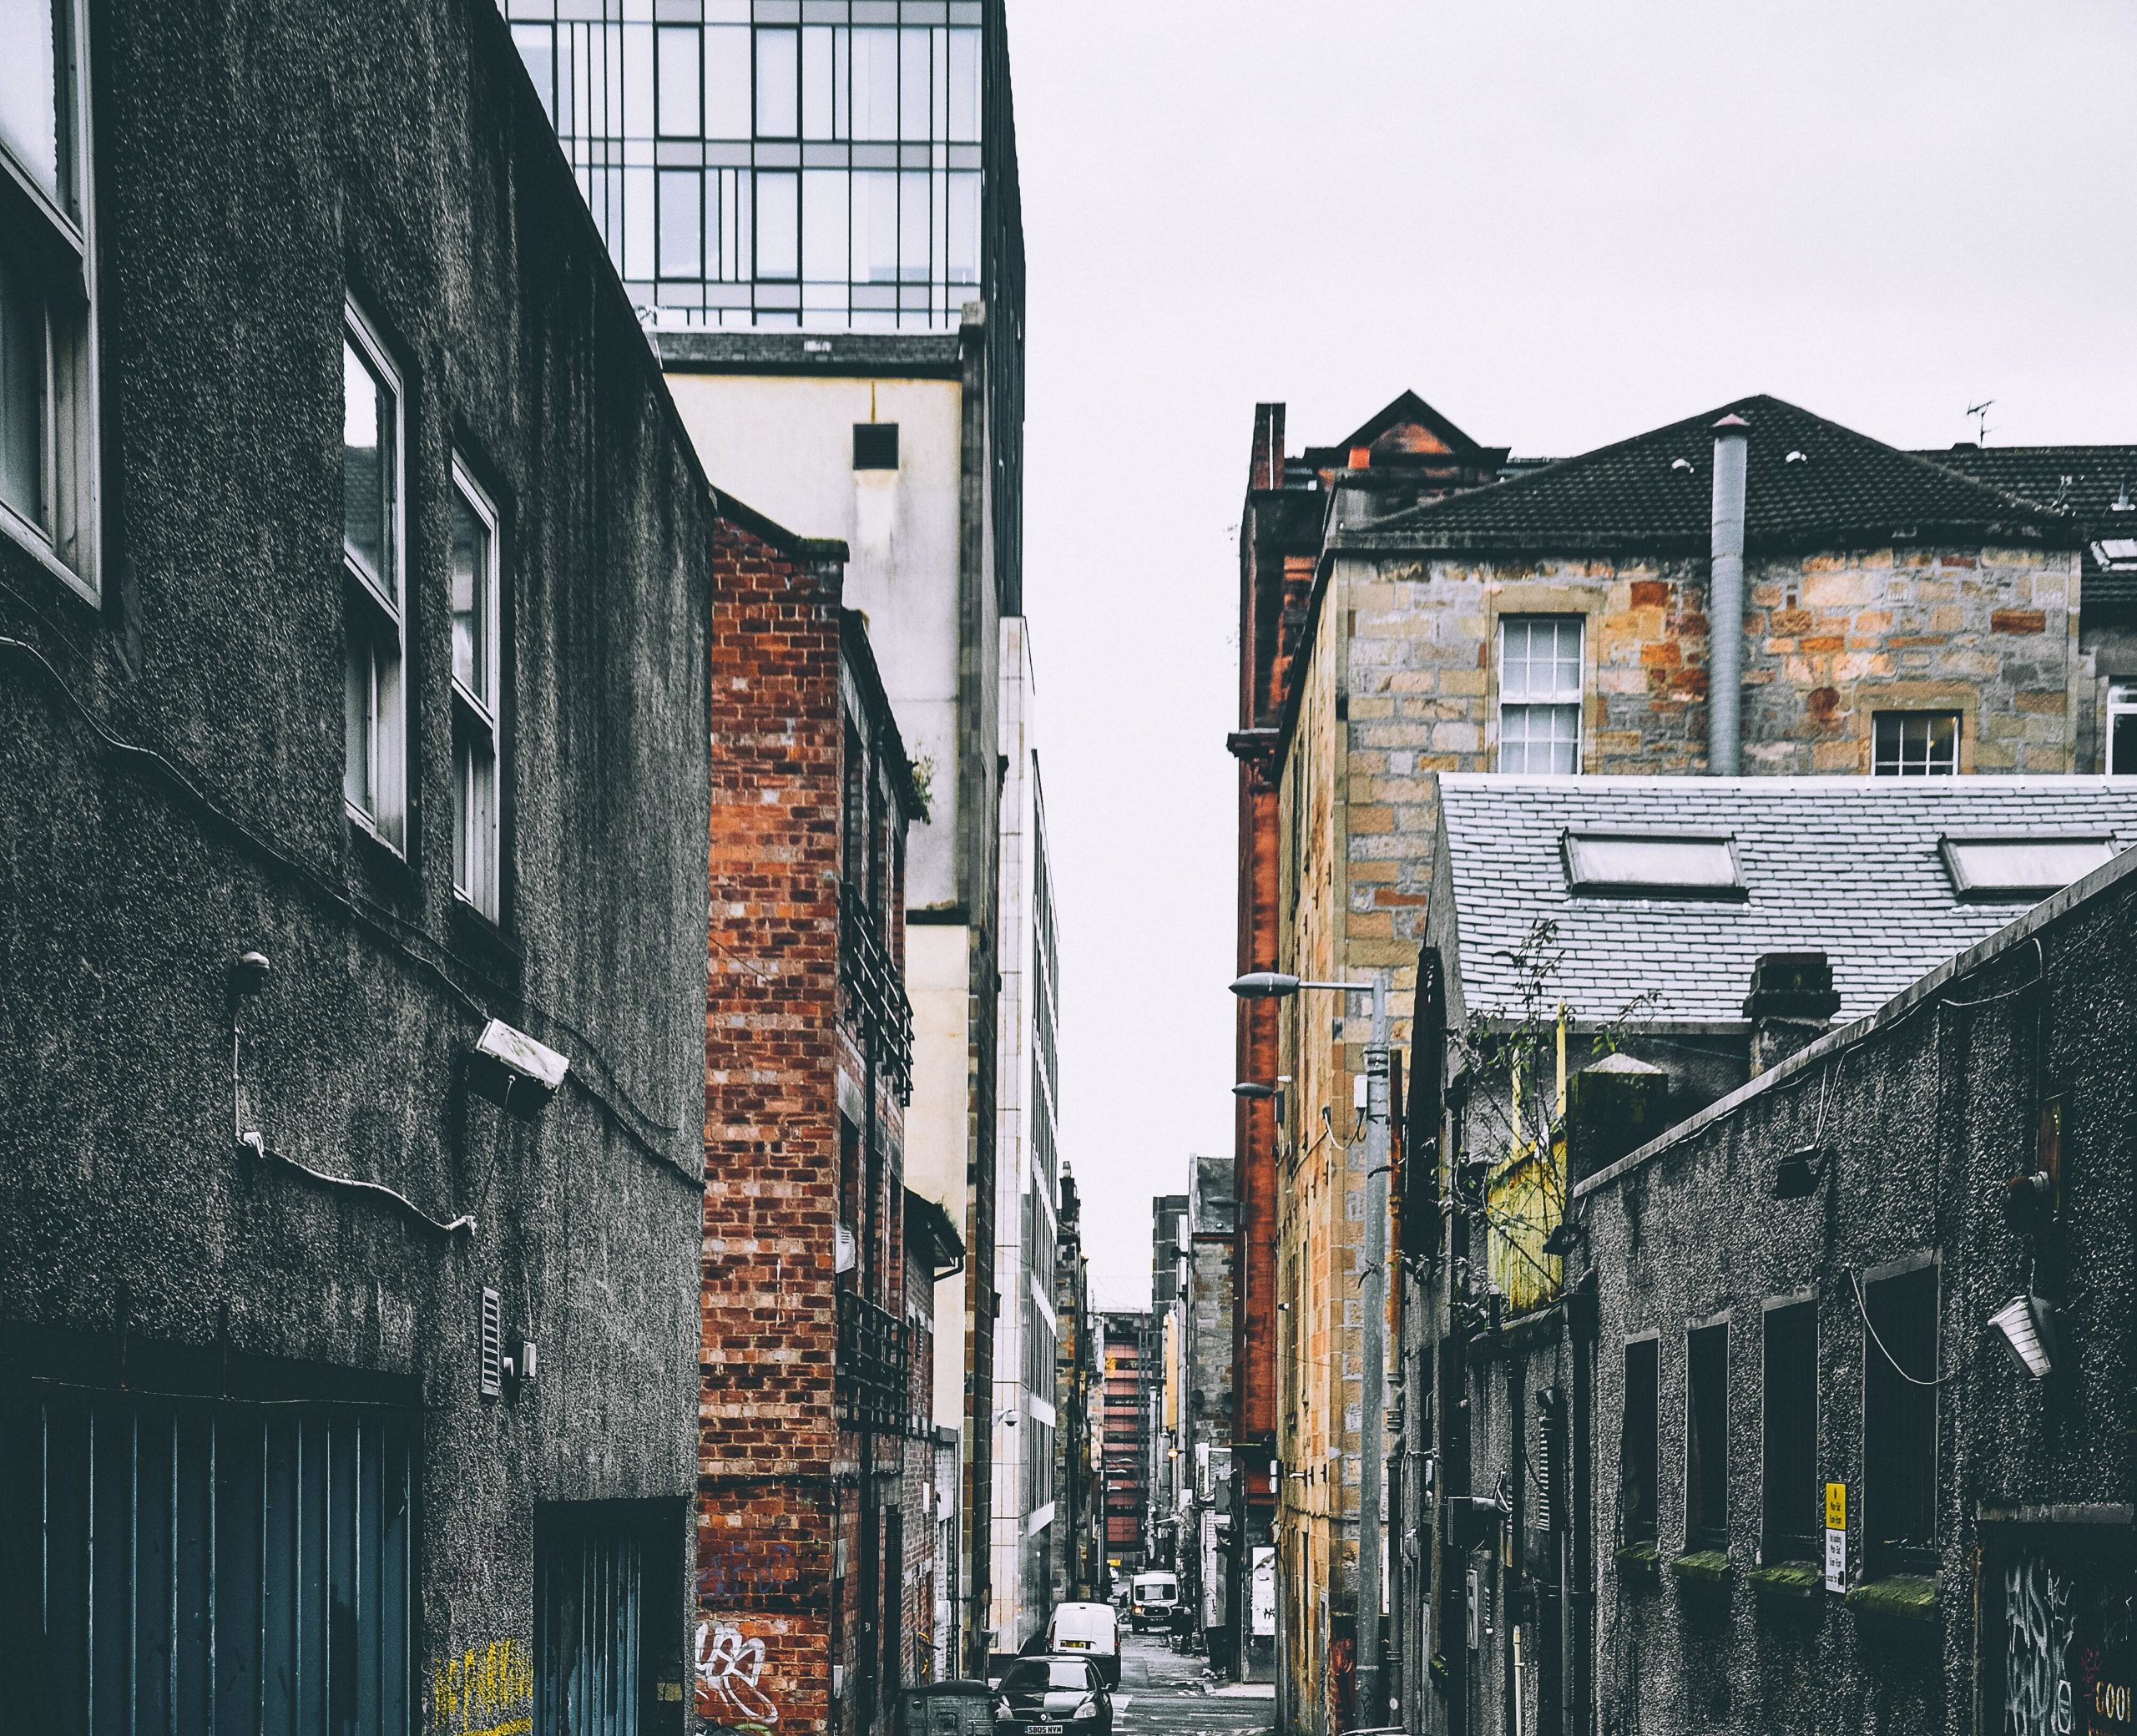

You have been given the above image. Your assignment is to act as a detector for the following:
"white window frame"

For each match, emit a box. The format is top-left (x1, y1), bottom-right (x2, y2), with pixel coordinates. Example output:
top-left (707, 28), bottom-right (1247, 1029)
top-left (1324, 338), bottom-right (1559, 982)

top-left (342, 298), bottom-right (407, 850)
top-left (450, 457), bottom-right (503, 921)
top-left (1872, 709), bottom-right (1959, 777)
top-left (2107, 681), bottom-right (2137, 775)
top-left (1497, 614), bottom-right (1584, 775)
top-left (0, 0), bottom-right (100, 603)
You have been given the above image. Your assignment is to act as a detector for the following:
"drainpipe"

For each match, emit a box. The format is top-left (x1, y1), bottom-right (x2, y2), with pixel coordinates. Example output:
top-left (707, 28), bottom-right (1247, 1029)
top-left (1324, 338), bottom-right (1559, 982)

top-left (1708, 414), bottom-right (1750, 775)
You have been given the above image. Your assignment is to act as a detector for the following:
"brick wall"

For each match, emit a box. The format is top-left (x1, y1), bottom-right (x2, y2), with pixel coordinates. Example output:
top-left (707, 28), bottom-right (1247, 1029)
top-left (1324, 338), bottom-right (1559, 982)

top-left (698, 511), bottom-right (915, 1736)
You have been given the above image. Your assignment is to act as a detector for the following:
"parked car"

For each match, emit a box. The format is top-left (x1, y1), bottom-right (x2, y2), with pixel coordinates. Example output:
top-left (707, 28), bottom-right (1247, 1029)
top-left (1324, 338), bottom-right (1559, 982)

top-left (993, 1656), bottom-right (1114, 1736)
top-left (1045, 1601), bottom-right (1122, 1688)
top-left (1127, 1571), bottom-right (1178, 1633)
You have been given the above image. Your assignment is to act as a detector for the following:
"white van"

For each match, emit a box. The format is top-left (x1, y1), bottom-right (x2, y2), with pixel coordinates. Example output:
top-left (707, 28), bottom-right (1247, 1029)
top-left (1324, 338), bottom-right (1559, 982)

top-left (1127, 1572), bottom-right (1178, 1633)
top-left (1046, 1600), bottom-right (1121, 1687)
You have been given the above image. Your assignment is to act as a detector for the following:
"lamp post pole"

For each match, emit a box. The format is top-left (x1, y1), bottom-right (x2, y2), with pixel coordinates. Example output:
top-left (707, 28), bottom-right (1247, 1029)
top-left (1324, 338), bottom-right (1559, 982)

top-left (1356, 970), bottom-right (1391, 1730)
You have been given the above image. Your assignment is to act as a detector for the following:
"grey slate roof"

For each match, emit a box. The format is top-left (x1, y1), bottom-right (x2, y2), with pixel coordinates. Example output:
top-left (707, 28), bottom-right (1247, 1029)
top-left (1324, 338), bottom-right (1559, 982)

top-left (1347, 395), bottom-right (2080, 558)
top-left (1913, 443), bottom-right (2137, 607)
top-left (1437, 775), bottom-right (2137, 1024)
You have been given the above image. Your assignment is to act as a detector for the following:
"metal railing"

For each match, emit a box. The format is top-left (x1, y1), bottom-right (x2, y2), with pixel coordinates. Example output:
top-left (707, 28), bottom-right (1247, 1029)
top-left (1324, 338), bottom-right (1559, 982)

top-left (836, 1289), bottom-right (912, 1436)
top-left (840, 885), bottom-right (914, 1103)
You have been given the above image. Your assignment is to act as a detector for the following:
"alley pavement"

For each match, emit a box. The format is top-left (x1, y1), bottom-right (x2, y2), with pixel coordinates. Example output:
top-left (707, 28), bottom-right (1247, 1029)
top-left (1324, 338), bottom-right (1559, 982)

top-left (1112, 1635), bottom-right (1275, 1736)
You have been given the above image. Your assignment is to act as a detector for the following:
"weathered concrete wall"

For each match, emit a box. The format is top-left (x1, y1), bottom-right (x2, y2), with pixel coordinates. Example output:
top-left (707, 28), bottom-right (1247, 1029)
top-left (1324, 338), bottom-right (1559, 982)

top-left (1574, 853), bottom-right (2137, 1736)
top-left (0, 0), bottom-right (714, 1719)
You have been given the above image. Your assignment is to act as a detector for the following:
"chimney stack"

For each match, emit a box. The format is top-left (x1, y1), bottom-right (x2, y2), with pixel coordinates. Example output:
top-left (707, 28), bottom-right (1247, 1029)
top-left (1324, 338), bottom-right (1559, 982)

top-left (1709, 414), bottom-right (1751, 775)
top-left (1743, 951), bottom-right (1840, 1074)
top-left (1250, 403), bottom-right (1286, 493)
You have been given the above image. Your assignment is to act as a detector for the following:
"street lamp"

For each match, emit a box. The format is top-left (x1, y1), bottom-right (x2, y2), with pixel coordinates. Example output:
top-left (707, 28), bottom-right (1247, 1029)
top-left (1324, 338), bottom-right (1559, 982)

top-left (1229, 967), bottom-right (1394, 1726)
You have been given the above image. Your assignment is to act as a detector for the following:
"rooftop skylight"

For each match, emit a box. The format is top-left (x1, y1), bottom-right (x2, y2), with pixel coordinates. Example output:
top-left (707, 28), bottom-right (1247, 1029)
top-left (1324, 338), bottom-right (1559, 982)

top-left (1939, 835), bottom-right (2118, 901)
top-left (1563, 831), bottom-right (1745, 898)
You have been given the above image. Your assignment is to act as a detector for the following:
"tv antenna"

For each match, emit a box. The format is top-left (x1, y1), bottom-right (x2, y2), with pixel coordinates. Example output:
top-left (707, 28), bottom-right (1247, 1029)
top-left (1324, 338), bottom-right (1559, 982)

top-left (1966, 400), bottom-right (1995, 447)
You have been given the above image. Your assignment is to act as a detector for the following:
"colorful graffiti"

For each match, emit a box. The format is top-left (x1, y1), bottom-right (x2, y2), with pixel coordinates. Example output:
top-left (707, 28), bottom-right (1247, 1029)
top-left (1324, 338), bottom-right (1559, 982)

top-left (697, 1617), bottom-right (782, 1732)
top-left (432, 1638), bottom-right (534, 1736)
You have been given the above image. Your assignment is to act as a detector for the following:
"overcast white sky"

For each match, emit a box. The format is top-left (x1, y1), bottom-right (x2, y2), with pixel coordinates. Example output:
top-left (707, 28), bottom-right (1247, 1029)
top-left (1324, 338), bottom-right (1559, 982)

top-left (1008, 0), bottom-right (2137, 1310)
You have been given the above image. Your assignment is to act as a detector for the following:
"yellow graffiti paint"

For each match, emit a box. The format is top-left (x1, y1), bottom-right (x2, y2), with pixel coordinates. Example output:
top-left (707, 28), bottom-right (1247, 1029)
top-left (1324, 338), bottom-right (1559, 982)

top-left (432, 1638), bottom-right (535, 1736)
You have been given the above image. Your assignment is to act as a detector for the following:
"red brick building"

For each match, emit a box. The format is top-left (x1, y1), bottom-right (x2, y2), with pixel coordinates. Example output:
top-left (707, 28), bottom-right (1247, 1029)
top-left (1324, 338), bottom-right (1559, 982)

top-left (697, 497), bottom-right (947, 1736)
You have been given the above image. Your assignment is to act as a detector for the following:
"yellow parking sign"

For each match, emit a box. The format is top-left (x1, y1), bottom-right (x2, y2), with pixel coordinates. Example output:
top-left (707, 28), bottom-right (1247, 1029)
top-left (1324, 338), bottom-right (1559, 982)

top-left (1826, 1482), bottom-right (1846, 1530)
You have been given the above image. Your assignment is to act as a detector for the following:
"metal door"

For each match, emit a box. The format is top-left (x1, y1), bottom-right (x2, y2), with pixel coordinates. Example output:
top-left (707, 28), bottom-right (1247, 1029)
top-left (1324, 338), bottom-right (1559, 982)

top-left (0, 1384), bottom-right (415, 1735)
top-left (536, 1518), bottom-right (642, 1735)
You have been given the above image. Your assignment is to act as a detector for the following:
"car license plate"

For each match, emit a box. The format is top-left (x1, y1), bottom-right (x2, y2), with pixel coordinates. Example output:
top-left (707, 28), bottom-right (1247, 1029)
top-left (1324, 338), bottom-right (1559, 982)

top-left (1028, 1725), bottom-right (1063, 1733)
top-left (1062, 1640), bottom-right (1089, 1648)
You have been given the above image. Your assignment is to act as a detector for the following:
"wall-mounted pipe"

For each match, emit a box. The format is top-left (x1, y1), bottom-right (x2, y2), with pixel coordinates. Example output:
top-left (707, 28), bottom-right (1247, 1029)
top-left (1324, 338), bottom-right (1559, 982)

top-left (1709, 415), bottom-right (1751, 775)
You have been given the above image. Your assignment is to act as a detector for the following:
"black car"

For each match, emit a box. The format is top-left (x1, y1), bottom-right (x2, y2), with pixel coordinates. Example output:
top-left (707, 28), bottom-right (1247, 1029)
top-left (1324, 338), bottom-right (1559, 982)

top-left (993, 1655), bottom-right (1114, 1736)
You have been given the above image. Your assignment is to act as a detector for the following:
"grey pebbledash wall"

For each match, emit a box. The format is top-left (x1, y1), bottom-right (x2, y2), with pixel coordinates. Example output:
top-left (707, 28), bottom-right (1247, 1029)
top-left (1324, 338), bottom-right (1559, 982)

top-left (1571, 851), bottom-right (2137, 1736)
top-left (0, 0), bottom-right (714, 1724)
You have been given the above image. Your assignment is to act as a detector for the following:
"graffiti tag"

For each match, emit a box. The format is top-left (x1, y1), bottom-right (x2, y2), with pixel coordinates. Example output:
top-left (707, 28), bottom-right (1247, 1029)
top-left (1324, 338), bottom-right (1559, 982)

top-left (432, 1638), bottom-right (534, 1736)
top-left (2004, 1554), bottom-right (2075, 1736)
top-left (697, 1617), bottom-right (782, 1732)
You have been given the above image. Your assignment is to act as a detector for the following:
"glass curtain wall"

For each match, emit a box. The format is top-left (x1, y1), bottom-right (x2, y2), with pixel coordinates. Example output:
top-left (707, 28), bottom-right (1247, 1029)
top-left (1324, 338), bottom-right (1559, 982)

top-left (508, 0), bottom-right (985, 331)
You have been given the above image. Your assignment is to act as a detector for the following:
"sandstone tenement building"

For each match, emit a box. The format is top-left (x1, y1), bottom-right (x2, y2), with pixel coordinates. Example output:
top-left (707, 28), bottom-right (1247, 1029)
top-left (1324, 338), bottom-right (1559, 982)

top-left (1226, 387), bottom-right (2137, 1733)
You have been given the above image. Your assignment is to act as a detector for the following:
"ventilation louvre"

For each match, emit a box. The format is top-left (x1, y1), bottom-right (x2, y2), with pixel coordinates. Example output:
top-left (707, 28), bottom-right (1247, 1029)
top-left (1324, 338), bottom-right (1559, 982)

top-left (480, 1287), bottom-right (503, 1398)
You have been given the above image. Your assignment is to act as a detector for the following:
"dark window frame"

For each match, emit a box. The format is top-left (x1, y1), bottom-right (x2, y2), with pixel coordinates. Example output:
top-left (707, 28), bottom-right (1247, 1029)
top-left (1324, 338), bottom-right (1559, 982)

top-left (1860, 1258), bottom-right (1939, 1575)
top-left (1619, 1335), bottom-right (1660, 1548)
top-left (1685, 1320), bottom-right (1729, 1553)
top-left (1761, 1297), bottom-right (1817, 1562)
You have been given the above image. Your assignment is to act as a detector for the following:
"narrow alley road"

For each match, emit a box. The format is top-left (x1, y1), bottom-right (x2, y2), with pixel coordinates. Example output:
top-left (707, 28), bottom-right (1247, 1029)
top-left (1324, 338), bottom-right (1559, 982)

top-left (1112, 1635), bottom-right (1275, 1736)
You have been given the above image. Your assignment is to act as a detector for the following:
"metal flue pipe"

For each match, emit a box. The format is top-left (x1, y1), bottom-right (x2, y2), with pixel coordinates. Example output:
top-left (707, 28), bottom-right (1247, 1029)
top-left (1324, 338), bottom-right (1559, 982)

top-left (1708, 414), bottom-right (1750, 775)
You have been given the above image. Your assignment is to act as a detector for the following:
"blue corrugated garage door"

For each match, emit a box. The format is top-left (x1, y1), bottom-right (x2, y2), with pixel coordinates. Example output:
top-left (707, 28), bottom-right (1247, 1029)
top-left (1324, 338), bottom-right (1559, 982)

top-left (0, 1385), bottom-right (416, 1736)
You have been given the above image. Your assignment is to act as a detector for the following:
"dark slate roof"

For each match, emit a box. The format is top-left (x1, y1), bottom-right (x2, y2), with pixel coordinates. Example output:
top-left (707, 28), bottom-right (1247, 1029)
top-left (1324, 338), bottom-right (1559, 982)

top-left (1914, 444), bottom-right (2137, 607)
top-left (1437, 775), bottom-right (2137, 1025)
top-left (1346, 395), bottom-right (2080, 558)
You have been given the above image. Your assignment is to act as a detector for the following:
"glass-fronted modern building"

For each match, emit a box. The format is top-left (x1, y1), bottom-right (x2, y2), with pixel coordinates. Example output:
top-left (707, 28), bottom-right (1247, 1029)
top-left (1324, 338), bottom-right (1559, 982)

top-left (507, 0), bottom-right (1016, 334)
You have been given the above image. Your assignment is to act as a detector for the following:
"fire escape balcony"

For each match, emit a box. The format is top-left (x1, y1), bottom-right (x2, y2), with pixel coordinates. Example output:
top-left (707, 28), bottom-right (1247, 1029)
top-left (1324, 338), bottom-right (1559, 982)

top-left (836, 1289), bottom-right (912, 1436)
top-left (840, 885), bottom-right (914, 1103)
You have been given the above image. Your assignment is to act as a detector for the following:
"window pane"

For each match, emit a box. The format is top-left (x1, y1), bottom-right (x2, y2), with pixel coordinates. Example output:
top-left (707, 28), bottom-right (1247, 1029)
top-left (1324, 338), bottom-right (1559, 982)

top-left (755, 28), bottom-right (797, 138)
top-left (0, 238), bottom-right (44, 530)
top-left (853, 171), bottom-right (897, 283)
top-left (658, 169), bottom-right (702, 279)
top-left (705, 27), bottom-right (751, 137)
top-left (898, 170), bottom-right (928, 282)
top-left (1862, 1267), bottom-right (1937, 1562)
top-left (341, 338), bottom-right (393, 598)
top-left (512, 24), bottom-right (556, 125)
top-left (1501, 704), bottom-right (1578, 775)
top-left (946, 170), bottom-right (979, 285)
top-left (801, 169), bottom-right (847, 285)
top-left (947, 28), bottom-right (979, 141)
top-left (2110, 687), bottom-right (2137, 775)
top-left (898, 28), bottom-right (930, 142)
top-left (622, 21), bottom-right (654, 139)
top-left (801, 26), bottom-right (835, 140)
top-left (656, 26), bottom-right (700, 137)
top-left (450, 487), bottom-right (491, 705)
top-left (1761, 1304), bottom-right (1816, 1560)
top-left (345, 637), bottom-right (374, 815)
top-left (1685, 1324), bottom-right (1726, 1551)
top-left (755, 171), bottom-right (798, 279)
top-left (0, 0), bottom-right (61, 204)
top-left (1620, 1340), bottom-right (1658, 1546)
top-left (623, 164), bottom-right (654, 281)
top-left (1873, 711), bottom-right (1959, 776)
top-left (851, 28), bottom-right (897, 139)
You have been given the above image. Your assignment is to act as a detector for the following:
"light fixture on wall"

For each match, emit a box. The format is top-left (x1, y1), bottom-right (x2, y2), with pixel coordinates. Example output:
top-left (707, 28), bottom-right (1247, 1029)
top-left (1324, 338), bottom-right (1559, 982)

top-left (1542, 1217), bottom-right (1584, 1259)
top-left (1988, 1293), bottom-right (2059, 1380)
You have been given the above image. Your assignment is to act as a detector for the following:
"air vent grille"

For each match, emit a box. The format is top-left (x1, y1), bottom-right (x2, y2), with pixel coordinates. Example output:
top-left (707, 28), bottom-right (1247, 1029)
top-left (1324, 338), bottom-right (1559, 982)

top-left (480, 1287), bottom-right (503, 1398)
